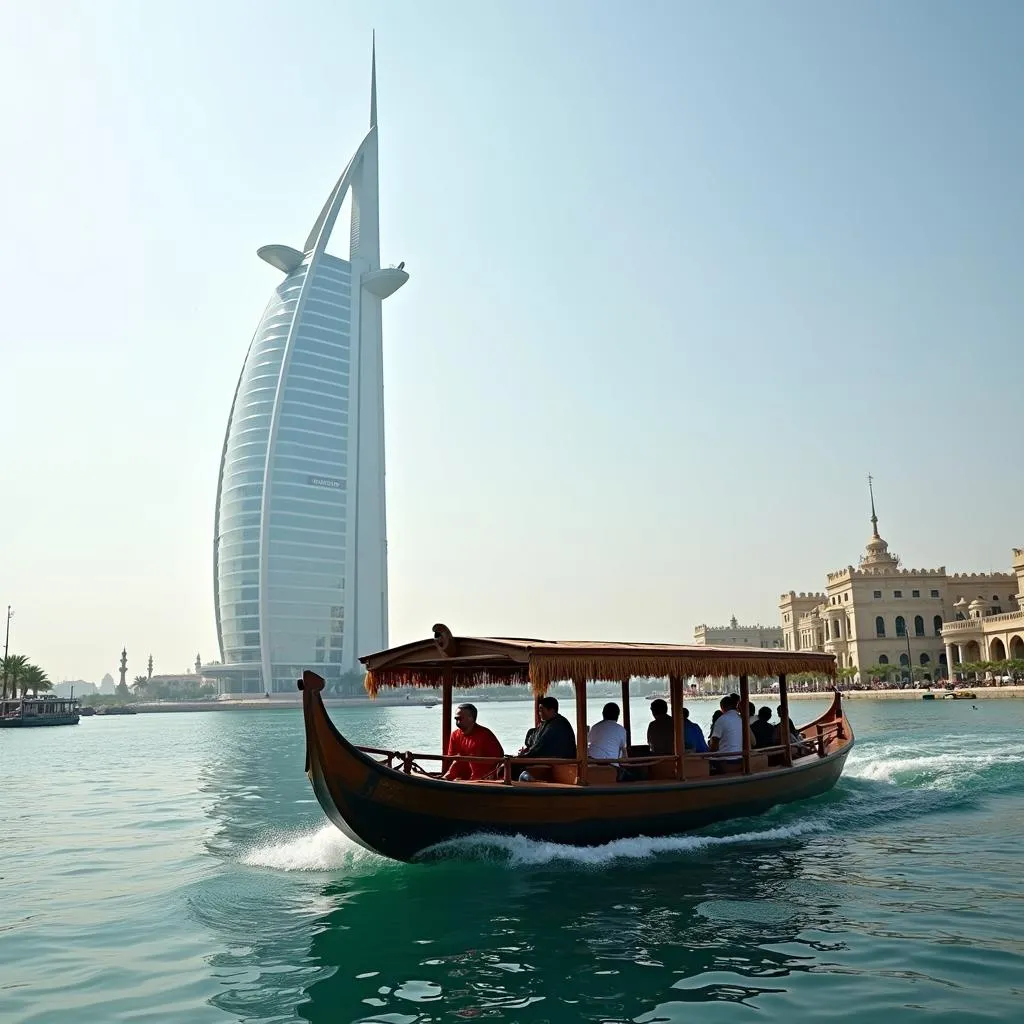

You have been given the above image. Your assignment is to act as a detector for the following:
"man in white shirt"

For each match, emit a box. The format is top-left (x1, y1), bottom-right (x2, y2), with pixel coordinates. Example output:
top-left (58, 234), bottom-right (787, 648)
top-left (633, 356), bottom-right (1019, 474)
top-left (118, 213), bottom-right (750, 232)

top-left (588, 702), bottom-right (628, 764)
top-left (709, 693), bottom-right (753, 769)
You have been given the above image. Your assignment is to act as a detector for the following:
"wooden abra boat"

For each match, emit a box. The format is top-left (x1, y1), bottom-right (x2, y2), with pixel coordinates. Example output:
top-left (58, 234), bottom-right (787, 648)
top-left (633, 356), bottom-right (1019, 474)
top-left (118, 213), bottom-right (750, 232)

top-left (299, 625), bottom-right (853, 862)
top-left (0, 695), bottom-right (81, 728)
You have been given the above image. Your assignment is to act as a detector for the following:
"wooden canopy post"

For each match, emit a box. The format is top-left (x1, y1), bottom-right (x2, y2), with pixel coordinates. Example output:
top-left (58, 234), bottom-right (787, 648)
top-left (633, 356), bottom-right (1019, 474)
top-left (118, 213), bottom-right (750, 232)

top-left (739, 674), bottom-right (751, 775)
top-left (441, 671), bottom-right (453, 763)
top-left (778, 673), bottom-right (792, 767)
top-left (573, 675), bottom-right (588, 786)
top-left (669, 674), bottom-right (685, 780)
top-left (620, 677), bottom-right (632, 747)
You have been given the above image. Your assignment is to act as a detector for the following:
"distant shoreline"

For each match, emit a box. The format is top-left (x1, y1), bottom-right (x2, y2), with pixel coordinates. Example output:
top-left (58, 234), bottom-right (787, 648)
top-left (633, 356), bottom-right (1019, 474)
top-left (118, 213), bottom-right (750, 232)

top-left (114, 685), bottom-right (1024, 713)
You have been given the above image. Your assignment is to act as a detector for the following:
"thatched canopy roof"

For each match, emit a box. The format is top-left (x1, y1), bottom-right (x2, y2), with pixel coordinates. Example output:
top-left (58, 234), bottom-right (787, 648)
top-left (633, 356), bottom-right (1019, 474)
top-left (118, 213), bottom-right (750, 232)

top-left (361, 624), bottom-right (836, 698)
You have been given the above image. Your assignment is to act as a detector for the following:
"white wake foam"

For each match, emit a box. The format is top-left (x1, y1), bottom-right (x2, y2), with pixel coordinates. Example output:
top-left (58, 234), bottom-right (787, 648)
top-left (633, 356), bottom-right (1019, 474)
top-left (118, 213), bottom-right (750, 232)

top-left (424, 821), bottom-right (825, 868)
top-left (846, 740), bottom-right (1024, 789)
top-left (241, 823), bottom-right (386, 872)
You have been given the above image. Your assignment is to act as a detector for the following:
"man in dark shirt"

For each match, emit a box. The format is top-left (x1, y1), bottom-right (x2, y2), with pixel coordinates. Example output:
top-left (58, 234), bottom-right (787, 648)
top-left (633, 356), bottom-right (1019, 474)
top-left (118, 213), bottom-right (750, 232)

top-left (647, 698), bottom-right (674, 755)
top-left (751, 706), bottom-right (775, 749)
top-left (518, 696), bottom-right (576, 781)
top-left (683, 707), bottom-right (708, 754)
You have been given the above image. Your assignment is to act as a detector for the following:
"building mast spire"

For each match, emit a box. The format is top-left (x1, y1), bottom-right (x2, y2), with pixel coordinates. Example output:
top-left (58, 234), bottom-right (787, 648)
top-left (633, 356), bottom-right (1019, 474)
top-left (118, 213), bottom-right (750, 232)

top-left (370, 32), bottom-right (377, 129)
top-left (868, 473), bottom-right (879, 538)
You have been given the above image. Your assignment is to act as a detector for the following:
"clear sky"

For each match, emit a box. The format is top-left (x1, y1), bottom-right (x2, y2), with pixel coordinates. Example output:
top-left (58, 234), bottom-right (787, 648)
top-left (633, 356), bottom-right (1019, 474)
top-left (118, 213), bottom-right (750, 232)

top-left (2, 0), bottom-right (1022, 683)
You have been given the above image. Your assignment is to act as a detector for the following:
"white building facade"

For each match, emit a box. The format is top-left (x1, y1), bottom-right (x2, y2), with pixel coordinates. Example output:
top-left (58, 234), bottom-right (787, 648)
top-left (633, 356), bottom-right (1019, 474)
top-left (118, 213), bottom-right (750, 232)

top-left (209, 47), bottom-right (407, 694)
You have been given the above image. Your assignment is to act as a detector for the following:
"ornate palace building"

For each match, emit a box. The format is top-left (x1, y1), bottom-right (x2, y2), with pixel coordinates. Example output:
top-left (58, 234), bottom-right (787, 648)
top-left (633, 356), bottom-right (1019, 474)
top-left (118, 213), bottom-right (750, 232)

top-left (779, 484), bottom-right (1022, 680)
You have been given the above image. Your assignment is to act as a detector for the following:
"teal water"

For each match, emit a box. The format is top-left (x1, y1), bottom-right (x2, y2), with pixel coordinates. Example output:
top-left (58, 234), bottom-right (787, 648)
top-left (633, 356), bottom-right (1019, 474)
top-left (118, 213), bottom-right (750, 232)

top-left (2, 698), bottom-right (1023, 1023)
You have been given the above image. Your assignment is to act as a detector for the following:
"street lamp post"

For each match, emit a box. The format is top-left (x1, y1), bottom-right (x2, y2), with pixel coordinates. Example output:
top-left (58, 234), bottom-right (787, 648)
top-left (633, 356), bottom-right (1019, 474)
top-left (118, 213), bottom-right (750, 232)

top-left (2, 606), bottom-right (12, 700)
top-left (901, 623), bottom-right (913, 687)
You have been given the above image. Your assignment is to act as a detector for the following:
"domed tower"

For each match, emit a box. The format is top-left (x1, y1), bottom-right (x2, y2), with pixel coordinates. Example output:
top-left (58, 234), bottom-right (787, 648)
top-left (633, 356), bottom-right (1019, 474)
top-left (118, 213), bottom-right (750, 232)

top-left (859, 475), bottom-right (900, 571)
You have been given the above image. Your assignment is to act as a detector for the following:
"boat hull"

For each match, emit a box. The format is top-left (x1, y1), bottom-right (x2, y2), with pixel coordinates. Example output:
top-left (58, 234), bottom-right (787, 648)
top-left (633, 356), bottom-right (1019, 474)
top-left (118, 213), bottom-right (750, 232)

top-left (300, 677), bottom-right (853, 862)
top-left (0, 716), bottom-right (79, 728)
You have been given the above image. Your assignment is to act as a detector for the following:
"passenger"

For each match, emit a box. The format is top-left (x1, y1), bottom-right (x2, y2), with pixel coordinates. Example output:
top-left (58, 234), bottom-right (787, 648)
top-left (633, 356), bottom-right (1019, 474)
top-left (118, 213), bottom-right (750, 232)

top-left (751, 706), bottom-right (775, 748)
top-left (518, 696), bottom-right (577, 782)
top-left (710, 708), bottom-right (723, 730)
top-left (708, 693), bottom-right (753, 770)
top-left (646, 698), bottom-right (674, 755)
top-left (588, 702), bottom-right (627, 763)
top-left (443, 703), bottom-right (504, 781)
top-left (682, 707), bottom-right (708, 754)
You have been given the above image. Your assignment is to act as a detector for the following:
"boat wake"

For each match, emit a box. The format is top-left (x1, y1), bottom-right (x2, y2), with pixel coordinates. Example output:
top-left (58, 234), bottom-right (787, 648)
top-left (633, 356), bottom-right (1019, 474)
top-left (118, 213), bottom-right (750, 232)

top-left (422, 820), bottom-right (826, 867)
top-left (241, 824), bottom-right (387, 873)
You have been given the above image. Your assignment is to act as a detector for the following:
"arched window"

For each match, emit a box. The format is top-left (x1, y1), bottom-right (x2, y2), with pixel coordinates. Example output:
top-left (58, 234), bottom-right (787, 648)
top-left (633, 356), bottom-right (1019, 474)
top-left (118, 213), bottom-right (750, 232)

top-left (914, 615), bottom-right (925, 637)
top-left (933, 615), bottom-right (943, 636)
top-left (833, 619), bottom-right (841, 639)
top-left (879, 654), bottom-right (889, 664)
top-left (919, 653), bottom-right (930, 665)
top-left (895, 615), bottom-right (907, 637)
top-left (899, 653), bottom-right (910, 667)
top-left (875, 616), bottom-right (886, 638)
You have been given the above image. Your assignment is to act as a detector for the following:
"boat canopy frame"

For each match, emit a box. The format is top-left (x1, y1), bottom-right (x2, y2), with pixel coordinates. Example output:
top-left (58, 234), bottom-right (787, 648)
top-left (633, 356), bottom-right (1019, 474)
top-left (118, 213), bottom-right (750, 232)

top-left (362, 623), bottom-right (836, 696)
top-left (357, 624), bottom-right (839, 787)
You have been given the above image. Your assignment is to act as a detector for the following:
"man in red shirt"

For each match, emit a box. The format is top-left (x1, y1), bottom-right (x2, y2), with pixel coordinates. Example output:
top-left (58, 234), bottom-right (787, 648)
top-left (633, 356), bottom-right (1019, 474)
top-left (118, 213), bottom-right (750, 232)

top-left (443, 703), bottom-right (504, 781)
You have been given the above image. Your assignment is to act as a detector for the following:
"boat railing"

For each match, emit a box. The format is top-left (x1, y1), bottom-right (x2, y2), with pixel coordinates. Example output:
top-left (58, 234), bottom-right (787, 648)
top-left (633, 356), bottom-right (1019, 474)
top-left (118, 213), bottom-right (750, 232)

top-left (353, 716), bottom-right (849, 785)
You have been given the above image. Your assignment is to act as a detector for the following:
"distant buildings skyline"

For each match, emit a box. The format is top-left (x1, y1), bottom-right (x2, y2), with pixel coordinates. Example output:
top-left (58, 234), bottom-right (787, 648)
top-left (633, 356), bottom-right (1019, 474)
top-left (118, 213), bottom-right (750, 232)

top-left (206, 44), bottom-right (408, 695)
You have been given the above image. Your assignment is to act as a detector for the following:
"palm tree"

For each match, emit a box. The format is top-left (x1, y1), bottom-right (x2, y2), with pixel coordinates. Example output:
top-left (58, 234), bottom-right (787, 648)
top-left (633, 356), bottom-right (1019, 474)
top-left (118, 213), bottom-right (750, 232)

top-left (2, 654), bottom-right (29, 699)
top-left (17, 663), bottom-right (50, 696)
top-left (131, 674), bottom-right (148, 695)
top-left (18, 663), bottom-right (51, 696)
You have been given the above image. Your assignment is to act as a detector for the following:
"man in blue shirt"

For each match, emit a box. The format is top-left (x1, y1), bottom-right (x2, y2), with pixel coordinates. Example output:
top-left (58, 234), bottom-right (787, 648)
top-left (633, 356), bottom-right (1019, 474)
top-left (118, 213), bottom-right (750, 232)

top-left (682, 707), bottom-right (708, 754)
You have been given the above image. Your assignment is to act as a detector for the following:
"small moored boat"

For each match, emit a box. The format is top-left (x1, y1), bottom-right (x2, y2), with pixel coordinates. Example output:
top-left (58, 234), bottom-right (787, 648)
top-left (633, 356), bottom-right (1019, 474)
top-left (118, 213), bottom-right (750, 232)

top-left (0, 695), bottom-right (81, 728)
top-left (299, 625), bottom-right (853, 862)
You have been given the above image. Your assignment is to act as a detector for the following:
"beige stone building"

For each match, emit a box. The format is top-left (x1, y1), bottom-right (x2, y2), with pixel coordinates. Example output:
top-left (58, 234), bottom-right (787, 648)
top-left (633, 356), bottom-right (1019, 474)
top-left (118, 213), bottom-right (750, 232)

top-left (779, 491), bottom-right (1020, 681)
top-left (693, 617), bottom-right (782, 648)
top-left (940, 548), bottom-right (1024, 676)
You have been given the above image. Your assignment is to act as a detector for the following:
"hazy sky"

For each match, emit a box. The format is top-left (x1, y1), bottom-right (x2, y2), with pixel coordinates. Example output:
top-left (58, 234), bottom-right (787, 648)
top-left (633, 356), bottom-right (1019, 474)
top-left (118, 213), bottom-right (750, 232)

top-left (2, 1), bottom-right (1022, 683)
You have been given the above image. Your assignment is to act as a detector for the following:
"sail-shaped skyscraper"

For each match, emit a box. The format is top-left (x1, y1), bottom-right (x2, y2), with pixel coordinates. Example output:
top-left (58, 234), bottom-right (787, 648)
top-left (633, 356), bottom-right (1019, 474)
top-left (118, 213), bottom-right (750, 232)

top-left (209, 45), bottom-right (407, 695)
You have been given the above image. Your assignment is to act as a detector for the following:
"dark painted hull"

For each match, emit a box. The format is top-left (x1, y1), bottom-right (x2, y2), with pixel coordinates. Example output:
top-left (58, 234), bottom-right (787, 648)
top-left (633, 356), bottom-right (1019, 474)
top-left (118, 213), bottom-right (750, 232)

top-left (0, 716), bottom-right (79, 728)
top-left (300, 679), bottom-right (853, 862)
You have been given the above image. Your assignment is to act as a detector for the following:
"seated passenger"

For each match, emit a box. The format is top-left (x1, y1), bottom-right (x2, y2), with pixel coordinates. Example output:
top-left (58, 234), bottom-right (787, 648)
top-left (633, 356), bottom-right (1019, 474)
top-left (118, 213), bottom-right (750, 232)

top-left (443, 703), bottom-right (504, 781)
top-left (646, 698), bottom-right (674, 755)
top-left (518, 696), bottom-right (577, 781)
top-left (588, 702), bottom-right (627, 763)
top-left (682, 707), bottom-right (708, 754)
top-left (751, 706), bottom-right (775, 748)
top-left (709, 693), bottom-right (753, 769)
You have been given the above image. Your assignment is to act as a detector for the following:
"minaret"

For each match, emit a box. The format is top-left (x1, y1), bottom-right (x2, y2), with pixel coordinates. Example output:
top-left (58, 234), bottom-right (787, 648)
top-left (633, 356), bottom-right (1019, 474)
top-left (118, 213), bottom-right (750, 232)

top-left (119, 648), bottom-right (127, 689)
top-left (147, 654), bottom-right (153, 680)
top-left (195, 653), bottom-right (202, 676)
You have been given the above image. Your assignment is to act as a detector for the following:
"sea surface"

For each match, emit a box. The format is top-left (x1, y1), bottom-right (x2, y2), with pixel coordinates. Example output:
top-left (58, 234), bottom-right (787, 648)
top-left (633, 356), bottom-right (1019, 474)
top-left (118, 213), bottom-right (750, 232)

top-left (2, 697), bottom-right (1023, 1023)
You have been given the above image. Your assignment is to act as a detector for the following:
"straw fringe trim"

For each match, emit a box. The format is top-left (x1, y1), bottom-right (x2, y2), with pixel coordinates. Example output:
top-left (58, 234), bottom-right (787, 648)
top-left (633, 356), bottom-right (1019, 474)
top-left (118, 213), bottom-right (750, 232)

top-left (528, 653), bottom-right (834, 688)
